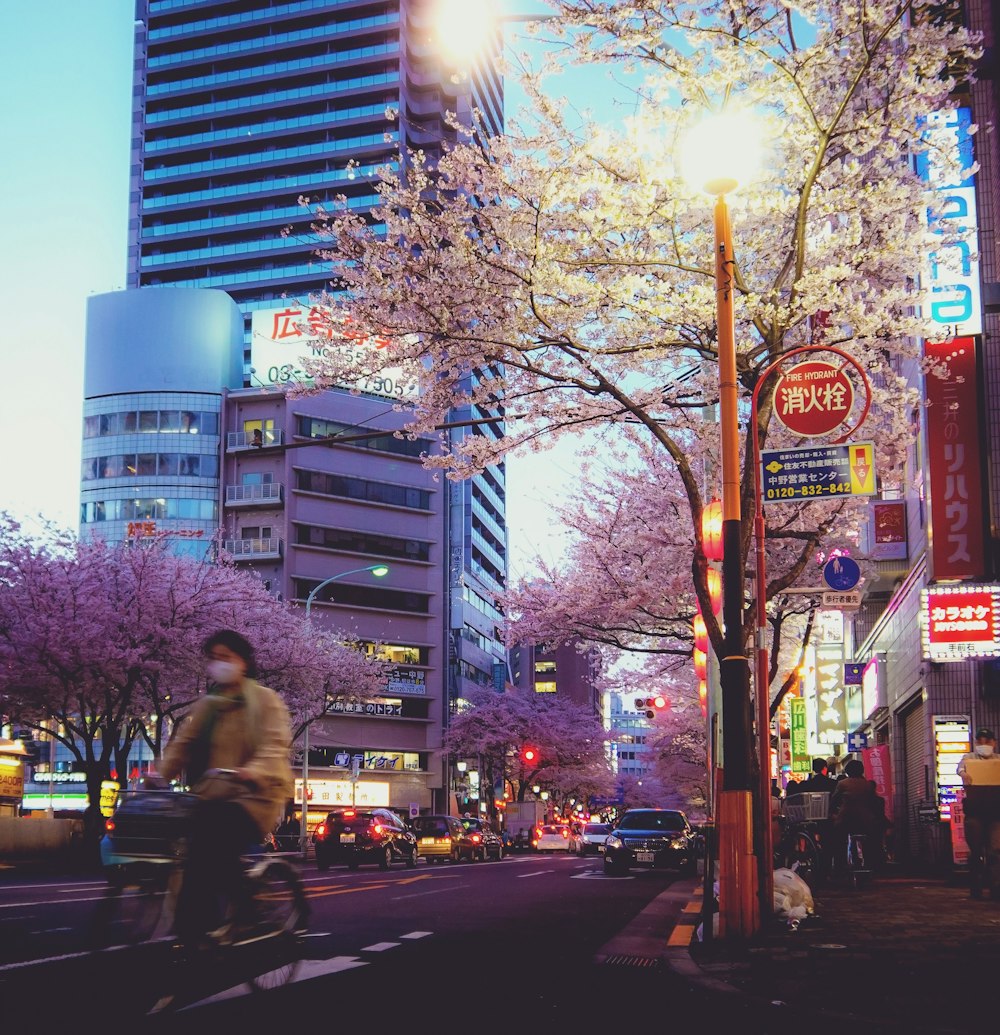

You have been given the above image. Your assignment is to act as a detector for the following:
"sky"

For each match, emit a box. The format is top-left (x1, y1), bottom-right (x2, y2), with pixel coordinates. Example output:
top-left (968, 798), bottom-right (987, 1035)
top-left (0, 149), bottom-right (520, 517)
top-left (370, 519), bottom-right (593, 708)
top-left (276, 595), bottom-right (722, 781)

top-left (0, 1), bottom-right (624, 578)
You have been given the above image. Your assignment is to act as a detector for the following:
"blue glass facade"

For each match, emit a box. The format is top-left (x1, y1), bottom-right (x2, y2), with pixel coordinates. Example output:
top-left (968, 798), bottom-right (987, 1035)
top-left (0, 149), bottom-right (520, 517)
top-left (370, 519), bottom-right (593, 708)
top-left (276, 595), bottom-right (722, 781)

top-left (80, 288), bottom-right (244, 557)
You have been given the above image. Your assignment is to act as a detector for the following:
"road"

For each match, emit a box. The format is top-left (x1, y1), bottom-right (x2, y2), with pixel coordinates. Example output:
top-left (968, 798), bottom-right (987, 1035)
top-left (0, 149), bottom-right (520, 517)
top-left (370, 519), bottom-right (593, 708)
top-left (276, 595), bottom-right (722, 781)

top-left (0, 852), bottom-right (782, 1030)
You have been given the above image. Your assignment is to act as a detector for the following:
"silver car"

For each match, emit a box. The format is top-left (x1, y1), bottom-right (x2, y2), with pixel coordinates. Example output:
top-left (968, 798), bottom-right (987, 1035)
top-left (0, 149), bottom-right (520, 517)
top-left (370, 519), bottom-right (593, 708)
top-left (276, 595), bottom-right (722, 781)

top-left (575, 821), bottom-right (611, 856)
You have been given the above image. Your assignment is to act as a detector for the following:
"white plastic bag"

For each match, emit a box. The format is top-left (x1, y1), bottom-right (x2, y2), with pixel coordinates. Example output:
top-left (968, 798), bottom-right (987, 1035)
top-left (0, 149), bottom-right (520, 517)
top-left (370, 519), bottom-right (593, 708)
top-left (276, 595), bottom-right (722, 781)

top-left (773, 866), bottom-right (814, 914)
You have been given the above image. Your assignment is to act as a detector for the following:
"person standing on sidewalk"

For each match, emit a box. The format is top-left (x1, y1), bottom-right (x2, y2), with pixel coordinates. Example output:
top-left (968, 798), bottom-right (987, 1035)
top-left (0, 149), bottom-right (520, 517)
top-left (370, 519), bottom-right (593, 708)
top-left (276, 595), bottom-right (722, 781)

top-left (957, 727), bottom-right (1000, 899)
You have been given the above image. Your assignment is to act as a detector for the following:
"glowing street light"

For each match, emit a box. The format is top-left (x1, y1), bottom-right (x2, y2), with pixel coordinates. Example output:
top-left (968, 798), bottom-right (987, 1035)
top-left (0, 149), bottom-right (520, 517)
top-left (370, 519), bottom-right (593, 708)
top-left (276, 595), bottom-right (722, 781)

top-left (298, 563), bottom-right (390, 856)
top-left (684, 107), bottom-right (763, 939)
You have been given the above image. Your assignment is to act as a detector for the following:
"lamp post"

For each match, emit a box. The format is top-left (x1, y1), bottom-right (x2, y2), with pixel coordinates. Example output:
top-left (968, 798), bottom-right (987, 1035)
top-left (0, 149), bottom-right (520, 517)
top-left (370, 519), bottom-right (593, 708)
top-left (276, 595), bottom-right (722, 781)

top-left (684, 111), bottom-right (761, 939)
top-left (298, 563), bottom-right (390, 857)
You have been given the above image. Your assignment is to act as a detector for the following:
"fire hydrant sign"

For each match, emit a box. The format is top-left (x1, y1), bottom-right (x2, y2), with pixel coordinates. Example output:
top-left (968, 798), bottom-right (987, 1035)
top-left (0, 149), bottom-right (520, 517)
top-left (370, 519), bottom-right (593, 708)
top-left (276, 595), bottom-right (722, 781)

top-left (761, 442), bottom-right (877, 504)
top-left (774, 361), bottom-right (855, 437)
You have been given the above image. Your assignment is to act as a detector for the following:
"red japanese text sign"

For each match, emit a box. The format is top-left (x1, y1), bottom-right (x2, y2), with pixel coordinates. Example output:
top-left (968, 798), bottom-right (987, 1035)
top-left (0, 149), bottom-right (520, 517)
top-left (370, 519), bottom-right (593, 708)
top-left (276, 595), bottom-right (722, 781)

top-left (774, 361), bottom-right (855, 437)
top-left (921, 584), bottom-right (1000, 662)
top-left (924, 337), bottom-right (985, 580)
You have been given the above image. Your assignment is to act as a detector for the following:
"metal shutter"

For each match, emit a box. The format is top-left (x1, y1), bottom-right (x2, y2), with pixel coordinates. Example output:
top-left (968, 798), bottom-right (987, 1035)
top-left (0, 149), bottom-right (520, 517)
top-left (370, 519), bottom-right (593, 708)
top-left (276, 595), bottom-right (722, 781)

top-left (902, 700), bottom-right (928, 859)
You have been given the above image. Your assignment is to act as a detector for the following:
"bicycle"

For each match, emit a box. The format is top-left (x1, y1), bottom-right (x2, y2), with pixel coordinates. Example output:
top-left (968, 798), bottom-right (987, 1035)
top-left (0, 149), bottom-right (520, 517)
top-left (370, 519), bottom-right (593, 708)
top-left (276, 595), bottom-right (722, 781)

top-left (773, 792), bottom-right (831, 888)
top-left (91, 778), bottom-right (309, 1012)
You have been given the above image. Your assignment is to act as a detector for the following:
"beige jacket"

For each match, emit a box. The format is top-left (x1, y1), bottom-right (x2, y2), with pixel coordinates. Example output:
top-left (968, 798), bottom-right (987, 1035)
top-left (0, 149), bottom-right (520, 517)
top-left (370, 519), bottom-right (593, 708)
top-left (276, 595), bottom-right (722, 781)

top-left (160, 679), bottom-right (294, 838)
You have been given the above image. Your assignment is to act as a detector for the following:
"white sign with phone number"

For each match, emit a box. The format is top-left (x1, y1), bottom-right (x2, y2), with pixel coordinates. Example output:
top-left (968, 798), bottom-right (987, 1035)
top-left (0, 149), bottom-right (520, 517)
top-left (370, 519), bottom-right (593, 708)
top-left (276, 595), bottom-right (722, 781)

top-left (250, 305), bottom-right (414, 400)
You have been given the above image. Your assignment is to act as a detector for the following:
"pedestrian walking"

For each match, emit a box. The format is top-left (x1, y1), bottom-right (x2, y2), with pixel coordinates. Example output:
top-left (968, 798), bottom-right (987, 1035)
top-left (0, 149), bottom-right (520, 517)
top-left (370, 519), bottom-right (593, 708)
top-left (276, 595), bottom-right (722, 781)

top-left (957, 727), bottom-right (1000, 899)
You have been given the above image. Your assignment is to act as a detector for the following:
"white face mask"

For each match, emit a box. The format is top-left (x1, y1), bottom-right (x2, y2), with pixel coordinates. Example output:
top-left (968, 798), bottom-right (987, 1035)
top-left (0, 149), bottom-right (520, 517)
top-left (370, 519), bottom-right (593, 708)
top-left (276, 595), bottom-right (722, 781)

top-left (206, 659), bottom-right (243, 686)
top-left (975, 744), bottom-right (995, 758)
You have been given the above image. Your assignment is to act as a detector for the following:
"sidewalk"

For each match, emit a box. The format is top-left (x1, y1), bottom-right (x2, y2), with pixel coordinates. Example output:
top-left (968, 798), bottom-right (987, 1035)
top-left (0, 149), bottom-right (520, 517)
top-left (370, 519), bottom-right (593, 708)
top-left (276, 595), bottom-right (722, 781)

top-left (668, 871), bottom-right (1000, 1033)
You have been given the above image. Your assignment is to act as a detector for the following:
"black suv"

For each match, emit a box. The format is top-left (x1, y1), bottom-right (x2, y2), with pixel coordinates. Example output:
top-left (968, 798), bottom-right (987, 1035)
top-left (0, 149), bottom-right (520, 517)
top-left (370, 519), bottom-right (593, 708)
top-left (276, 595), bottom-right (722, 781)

top-left (313, 807), bottom-right (418, 871)
top-left (603, 809), bottom-right (697, 876)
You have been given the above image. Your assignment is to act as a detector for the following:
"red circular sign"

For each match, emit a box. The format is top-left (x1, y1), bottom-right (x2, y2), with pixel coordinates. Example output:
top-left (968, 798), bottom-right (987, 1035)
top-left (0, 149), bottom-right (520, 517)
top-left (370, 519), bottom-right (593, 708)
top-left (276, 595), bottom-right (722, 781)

top-left (773, 360), bottom-right (855, 437)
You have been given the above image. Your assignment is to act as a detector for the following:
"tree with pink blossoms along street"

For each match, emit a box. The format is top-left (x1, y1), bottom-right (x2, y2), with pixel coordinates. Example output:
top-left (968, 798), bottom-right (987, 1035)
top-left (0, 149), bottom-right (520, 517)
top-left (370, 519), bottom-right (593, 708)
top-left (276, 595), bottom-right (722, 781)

top-left (293, 1), bottom-right (979, 713)
top-left (443, 687), bottom-right (614, 819)
top-left (0, 515), bottom-right (387, 818)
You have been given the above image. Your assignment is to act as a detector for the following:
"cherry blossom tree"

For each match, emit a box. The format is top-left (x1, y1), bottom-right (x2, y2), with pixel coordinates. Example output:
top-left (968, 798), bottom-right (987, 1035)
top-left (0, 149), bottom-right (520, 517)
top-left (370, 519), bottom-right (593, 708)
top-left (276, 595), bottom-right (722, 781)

top-left (0, 515), bottom-right (387, 815)
top-left (295, 1), bottom-right (978, 703)
top-left (443, 688), bottom-right (614, 816)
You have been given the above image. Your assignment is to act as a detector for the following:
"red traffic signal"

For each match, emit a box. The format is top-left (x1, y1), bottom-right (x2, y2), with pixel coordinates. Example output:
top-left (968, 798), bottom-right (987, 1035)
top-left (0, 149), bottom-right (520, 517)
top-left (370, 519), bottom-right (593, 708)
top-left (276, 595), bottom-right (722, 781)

top-left (521, 746), bottom-right (539, 765)
top-left (635, 696), bottom-right (668, 719)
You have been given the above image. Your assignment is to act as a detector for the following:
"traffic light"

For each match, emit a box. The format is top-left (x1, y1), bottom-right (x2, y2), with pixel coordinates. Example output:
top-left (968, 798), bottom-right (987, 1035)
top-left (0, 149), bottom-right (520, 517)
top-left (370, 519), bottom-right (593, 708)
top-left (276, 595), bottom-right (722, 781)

top-left (634, 696), bottom-right (668, 719)
top-left (521, 745), bottom-right (539, 765)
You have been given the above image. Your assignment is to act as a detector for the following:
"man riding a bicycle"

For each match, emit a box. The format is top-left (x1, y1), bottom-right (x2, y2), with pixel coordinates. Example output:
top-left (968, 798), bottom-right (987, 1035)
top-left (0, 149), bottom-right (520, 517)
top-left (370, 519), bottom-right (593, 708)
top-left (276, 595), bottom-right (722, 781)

top-left (156, 630), bottom-right (294, 949)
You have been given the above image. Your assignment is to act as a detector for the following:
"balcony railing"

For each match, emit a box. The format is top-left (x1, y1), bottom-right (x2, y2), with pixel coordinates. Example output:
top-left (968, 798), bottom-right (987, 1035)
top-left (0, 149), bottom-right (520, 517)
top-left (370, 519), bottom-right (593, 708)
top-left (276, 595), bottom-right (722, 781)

top-left (227, 429), bottom-right (284, 451)
top-left (225, 483), bottom-right (284, 506)
top-left (222, 537), bottom-right (283, 560)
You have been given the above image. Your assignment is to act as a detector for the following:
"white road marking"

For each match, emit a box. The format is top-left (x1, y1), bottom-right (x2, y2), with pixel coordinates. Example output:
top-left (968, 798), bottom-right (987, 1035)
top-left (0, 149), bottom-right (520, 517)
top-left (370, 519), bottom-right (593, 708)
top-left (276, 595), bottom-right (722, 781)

top-left (33, 927), bottom-right (73, 934)
top-left (571, 871), bottom-right (633, 880)
top-left (399, 931), bottom-right (433, 939)
top-left (183, 956), bottom-right (369, 1008)
top-left (361, 941), bottom-right (400, 952)
top-left (302, 932), bottom-right (331, 938)
top-left (0, 879), bottom-right (105, 892)
top-left (518, 870), bottom-right (553, 878)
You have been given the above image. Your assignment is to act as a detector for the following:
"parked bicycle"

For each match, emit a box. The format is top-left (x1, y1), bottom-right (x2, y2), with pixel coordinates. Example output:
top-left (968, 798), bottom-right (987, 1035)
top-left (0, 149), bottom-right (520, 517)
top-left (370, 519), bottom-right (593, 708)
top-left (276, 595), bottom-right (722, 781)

top-left (773, 791), bottom-right (830, 887)
top-left (91, 780), bottom-right (308, 1013)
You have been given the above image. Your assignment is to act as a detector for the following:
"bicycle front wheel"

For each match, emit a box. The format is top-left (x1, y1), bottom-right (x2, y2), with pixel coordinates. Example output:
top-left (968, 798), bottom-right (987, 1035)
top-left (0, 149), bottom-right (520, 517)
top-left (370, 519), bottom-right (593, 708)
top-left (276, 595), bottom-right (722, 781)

top-left (246, 857), bottom-right (308, 993)
top-left (90, 865), bottom-right (172, 948)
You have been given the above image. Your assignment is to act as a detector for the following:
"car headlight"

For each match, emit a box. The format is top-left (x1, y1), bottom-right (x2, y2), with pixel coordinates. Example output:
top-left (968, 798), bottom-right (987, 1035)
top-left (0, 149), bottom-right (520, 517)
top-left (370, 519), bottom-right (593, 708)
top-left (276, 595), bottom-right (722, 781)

top-left (670, 840), bottom-right (686, 849)
top-left (605, 835), bottom-right (623, 849)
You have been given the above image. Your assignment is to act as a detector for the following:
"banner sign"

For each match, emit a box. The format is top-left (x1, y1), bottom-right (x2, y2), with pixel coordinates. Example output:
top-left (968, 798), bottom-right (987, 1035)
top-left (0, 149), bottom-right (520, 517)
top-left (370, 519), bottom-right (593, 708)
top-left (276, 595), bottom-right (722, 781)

top-left (924, 336), bottom-right (985, 580)
top-left (916, 107), bottom-right (982, 337)
top-left (921, 584), bottom-right (1000, 661)
top-left (250, 305), bottom-right (414, 400)
top-left (386, 669), bottom-right (427, 696)
top-left (760, 442), bottom-right (876, 504)
top-left (329, 700), bottom-right (403, 717)
top-left (861, 743), bottom-right (894, 823)
top-left (789, 697), bottom-right (810, 774)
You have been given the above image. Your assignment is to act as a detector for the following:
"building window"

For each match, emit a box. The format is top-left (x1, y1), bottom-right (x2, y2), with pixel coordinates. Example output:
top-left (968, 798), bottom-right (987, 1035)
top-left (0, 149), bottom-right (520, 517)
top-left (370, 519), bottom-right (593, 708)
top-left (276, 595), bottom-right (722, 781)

top-left (534, 681), bottom-right (557, 694)
top-left (297, 416), bottom-right (431, 459)
top-left (295, 469), bottom-right (432, 510)
top-left (293, 578), bottom-right (429, 614)
top-left (294, 522), bottom-right (430, 562)
top-left (535, 661), bottom-right (557, 674)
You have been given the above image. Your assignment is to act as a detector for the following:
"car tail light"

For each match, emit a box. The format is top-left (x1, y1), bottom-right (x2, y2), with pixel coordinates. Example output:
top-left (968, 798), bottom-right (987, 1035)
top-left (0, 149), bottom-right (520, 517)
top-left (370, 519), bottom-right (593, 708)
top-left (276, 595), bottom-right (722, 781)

top-left (372, 823), bottom-right (383, 836)
top-left (105, 819), bottom-right (115, 833)
top-left (471, 834), bottom-right (481, 844)
top-left (343, 809), bottom-right (356, 818)
top-left (561, 828), bottom-right (569, 838)
top-left (315, 823), bottom-right (327, 839)
top-left (534, 827), bottom-right (542, 839)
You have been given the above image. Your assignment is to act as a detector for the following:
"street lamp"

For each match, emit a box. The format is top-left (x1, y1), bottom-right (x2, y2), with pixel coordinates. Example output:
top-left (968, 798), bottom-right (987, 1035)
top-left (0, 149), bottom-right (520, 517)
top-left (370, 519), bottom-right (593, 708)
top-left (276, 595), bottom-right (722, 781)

top-left (298, 563), bottom-right (390, 856)
top-left (684, 109), bottom-right (761, 939)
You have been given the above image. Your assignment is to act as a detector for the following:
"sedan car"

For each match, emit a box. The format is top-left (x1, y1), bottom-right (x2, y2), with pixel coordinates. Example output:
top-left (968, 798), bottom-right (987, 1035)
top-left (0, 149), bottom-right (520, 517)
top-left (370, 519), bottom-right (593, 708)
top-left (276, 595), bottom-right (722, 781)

top-left (603, 808), bottom-right (697, 876)
top-left (534, 824), bottom-right (572, 852)
top-left (313, 807), bottom-right (418, 871)
top-left (575, 821), bottom-right (612, 856)
top-left (459, 817), bottom-right (505, 861)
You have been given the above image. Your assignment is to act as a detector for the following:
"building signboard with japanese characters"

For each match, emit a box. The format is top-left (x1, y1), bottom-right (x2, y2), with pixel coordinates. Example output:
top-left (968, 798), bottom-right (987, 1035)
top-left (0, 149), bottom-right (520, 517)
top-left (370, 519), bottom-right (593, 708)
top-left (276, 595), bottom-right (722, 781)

top-left (921, 585), bottom-right (1000, 661)
top-left (821, 591), bottom-right (862, 610)
top-left (924, 337), bottom-right (986, 581)
top-left (812, 643), bottom-right (847, 746)
top-left (329, 700), bottom-right (403, 717)
top-left (760, 442), bottom-right (876, 504)
top-left (915, 107), bottom-right (982, 338)
top-left (250, 305), bottom-right (414, 400)
top-left (386, 669), bottom-right (427, 696)
top-left (789, 697), bottom-right (810, 774)
top-left (773, 361), bottom-right (855, 437)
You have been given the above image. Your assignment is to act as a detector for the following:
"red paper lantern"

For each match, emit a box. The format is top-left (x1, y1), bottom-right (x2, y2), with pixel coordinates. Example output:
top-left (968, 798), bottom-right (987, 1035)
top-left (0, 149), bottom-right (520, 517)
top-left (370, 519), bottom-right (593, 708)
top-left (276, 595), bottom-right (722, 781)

top-left (707, 568), bottom-right (722, 615)
top-left (702, 499), bottom-right (724, 562)
top-left (698, 679), bottom-right (708, 716)
top-left (692, 612), bottom-right (708, 654)
top-left (693, 648), bottom-right (707, 680)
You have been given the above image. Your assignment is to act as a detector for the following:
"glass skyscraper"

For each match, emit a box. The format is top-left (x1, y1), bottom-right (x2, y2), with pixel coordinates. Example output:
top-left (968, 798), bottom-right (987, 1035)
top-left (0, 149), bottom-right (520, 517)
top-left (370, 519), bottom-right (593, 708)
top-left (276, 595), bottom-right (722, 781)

top-left (127, 0), bottom-right (503, 358)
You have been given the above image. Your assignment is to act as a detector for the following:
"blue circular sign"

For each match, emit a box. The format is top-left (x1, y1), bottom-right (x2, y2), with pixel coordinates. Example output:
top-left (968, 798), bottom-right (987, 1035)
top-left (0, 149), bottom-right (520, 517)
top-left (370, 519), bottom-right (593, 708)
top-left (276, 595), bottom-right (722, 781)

top-left (823, 555), bottom-right (861, 591)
